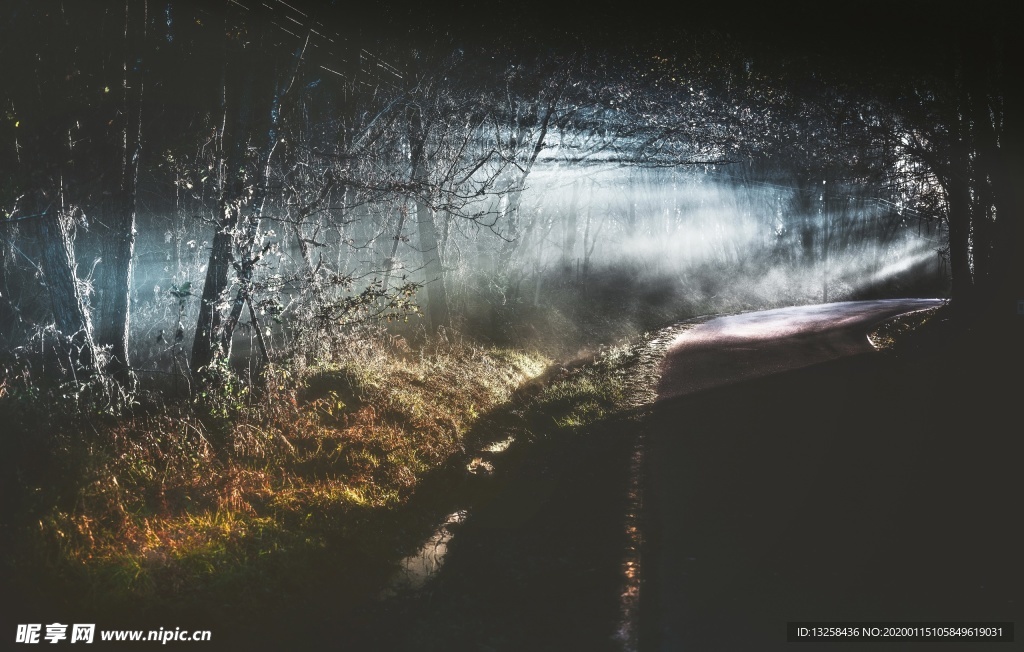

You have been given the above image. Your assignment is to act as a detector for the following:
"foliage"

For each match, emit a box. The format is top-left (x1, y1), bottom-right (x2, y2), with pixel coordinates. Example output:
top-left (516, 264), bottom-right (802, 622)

top-left (0, 330), bottom-right (546, 614)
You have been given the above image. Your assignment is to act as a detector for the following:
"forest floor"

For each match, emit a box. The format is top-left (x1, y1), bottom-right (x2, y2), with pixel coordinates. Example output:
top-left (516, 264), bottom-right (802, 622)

top-left (0, 299), bottom-right (671, 647)
top-left (4, 296), bottom-right (1014, 650)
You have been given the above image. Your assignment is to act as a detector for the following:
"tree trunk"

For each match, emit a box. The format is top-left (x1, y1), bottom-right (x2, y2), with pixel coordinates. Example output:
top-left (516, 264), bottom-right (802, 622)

top-left (191, 84), bottom-right (251, 373)
top-left (561, 180), bottom-right (579, 277)
top-left (408, 105), bottom-right (449, 331)
top-left (996, 39), bottom-right (1024, 322)
top-left (497, 98), bottom-right (558, 274)
top-left (94, 0), bottom-right (144, 387)
top-left (191, 198), bottom-right (239, 372)
top-left (0, 221), bottom-right (15, 341)
top-left (192, 31), bottom-right (301, 372)
top-left (944, 128), bottom-right (974, 308)
top-left (94, 191), bottom-right (137, 385)
top-left (416, 202), bottom-right (450, 331)
top-left (33, 196), bottom-right (97, 380)
top-left (381, 204), bottom-right (408, 293)
top-left (966, 32), bottom-right (1024, 319)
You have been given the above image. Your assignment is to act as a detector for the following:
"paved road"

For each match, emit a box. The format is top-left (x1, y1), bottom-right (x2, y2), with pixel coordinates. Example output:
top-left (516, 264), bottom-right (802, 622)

top-left (658, 299), bottom-right (943, 399)
top-left (641, 299), bottom-right (1019, 650)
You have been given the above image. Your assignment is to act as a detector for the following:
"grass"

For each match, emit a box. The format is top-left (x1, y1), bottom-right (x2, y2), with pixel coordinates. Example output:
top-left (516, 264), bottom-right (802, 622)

top-left (529, 345), bottom-right (640, 430)
top-left (0, 332), bottom-right (552, 618)
top-left (1, 324), bottom-right (657, 627)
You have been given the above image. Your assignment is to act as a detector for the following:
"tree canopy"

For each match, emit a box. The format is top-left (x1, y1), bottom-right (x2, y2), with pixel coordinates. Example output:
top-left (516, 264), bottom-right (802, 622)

top-left (1, 0), bottom-right (1019, 394)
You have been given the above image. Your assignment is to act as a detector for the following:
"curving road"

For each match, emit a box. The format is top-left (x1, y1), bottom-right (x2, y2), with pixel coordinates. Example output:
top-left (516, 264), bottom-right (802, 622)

top-left (259, 298), bottom-right (1015, 652)
top-left (658, 299), bottom-right (944, 400)
top-left (641, 299), bottom-right (1019, 650)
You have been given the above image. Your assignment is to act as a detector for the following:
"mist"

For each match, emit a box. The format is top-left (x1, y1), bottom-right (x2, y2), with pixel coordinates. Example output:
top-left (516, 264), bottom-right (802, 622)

top-left (5, 3), bottom-right (1018, 650)
top-left (0, 0), bottom-right (956, 383)
top-left (95, 158), bottom-right (943, 378)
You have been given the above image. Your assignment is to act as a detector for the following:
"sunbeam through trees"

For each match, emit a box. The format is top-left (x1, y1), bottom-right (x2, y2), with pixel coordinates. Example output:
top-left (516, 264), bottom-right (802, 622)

top-left (0, 1), bottom-right (1020, 649)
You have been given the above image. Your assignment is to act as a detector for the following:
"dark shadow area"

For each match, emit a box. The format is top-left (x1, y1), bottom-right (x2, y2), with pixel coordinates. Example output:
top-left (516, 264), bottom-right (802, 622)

top-left (332, 417), bottom-right (638, 652)
top-left (208, 372), bottom-right (643, 651)
top-left (641, 341), bottom-right (1021, 651)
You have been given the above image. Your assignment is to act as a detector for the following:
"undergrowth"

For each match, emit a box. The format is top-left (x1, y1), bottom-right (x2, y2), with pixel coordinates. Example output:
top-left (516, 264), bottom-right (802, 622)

top-left (0, 331), bottom-right (549, 616)
top-left (1, 275), bottom-right (713, 625)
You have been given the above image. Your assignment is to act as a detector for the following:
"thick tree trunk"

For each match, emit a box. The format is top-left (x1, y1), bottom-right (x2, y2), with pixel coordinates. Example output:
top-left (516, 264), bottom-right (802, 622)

top-left (191, 54), bottom-right (254, 373)
top-left (94, 190), bottom-right (137, 385)
top-left (944, 133), bottom-right (974, 308)
top-left (192, 59), bottom-right (258, 371)
top-left (192, 81), bottom-right (251, 373)
top-left (381, 205), bottom-right (408, 294)
top-left (192, 34), bottom-right (304, 372)
top-left (955, 31), bottom-right (1024, 321)
top-left (221, 134), bottom-right (277, 350)
top-left (408, 105), bottom-right (449, 331)
top-left (191, 200), bottom-right (239, 372)
top-left (961, 44), bottom-right (1000, 305)
top-left (416, 202), bottom-right (450, 331)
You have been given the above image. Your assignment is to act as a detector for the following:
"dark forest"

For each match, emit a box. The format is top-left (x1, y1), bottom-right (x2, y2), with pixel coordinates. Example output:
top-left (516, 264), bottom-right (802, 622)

top-left (1, 1), bottom-right (1020, 649)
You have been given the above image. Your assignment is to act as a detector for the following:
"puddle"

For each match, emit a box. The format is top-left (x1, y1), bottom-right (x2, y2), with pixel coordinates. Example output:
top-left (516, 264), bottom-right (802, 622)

top-left (380, 510), bottom-right (467, 598)
top-left (379, 435), bottom-right (518, 599)
top-left (467, 457), bottom-right (495, 475)
top-left (483, 436), bottom-right (515, 453)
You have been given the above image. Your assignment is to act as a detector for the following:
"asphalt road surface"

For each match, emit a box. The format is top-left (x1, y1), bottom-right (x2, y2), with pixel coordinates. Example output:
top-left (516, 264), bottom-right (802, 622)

top-left (641, 299), bottom-right (1020, 650)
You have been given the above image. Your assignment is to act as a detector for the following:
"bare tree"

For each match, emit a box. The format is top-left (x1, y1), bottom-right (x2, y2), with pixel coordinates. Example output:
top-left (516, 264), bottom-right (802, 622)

top-left (191, 6), bottom-right (307, 373)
